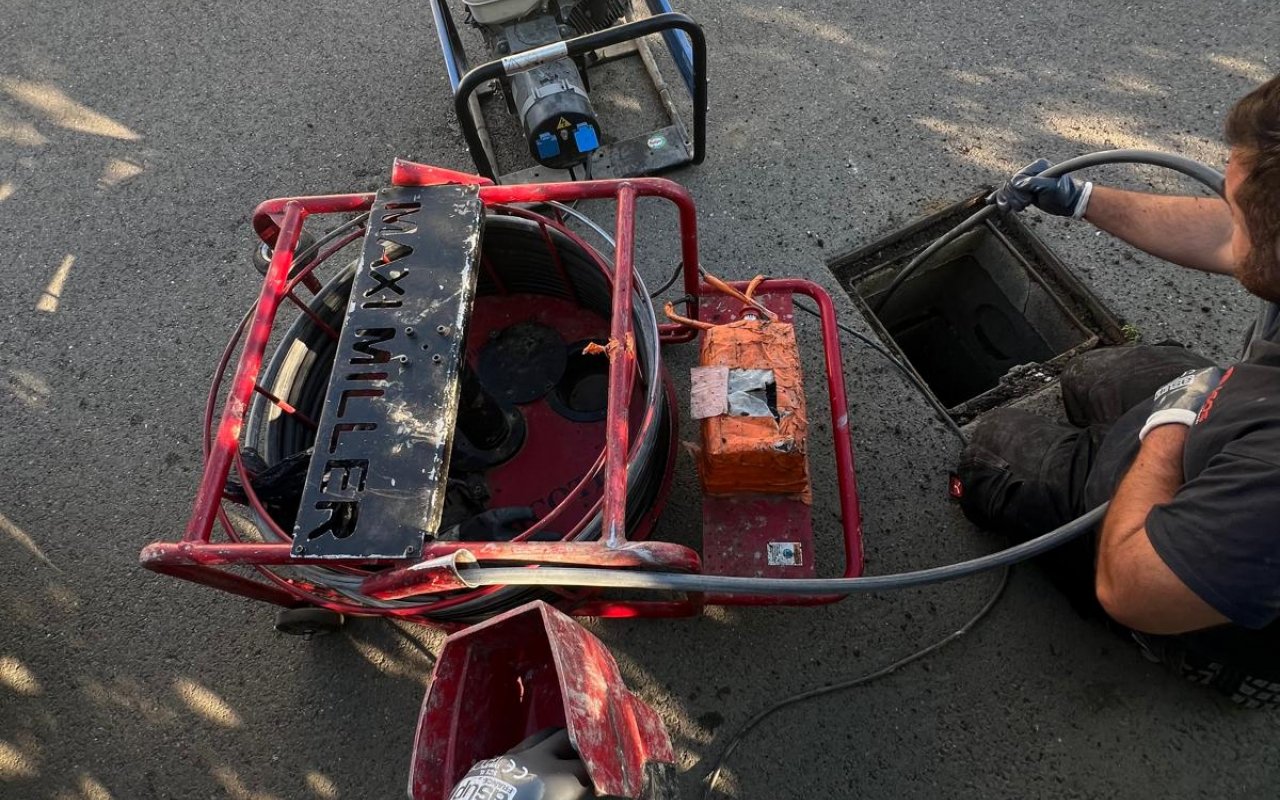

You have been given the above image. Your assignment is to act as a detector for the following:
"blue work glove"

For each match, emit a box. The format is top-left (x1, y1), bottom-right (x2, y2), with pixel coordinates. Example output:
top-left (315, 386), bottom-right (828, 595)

top-left (1138, 366), bottom-right (1225, 440)
top-left (992, 158), bottom-right (1093, 218)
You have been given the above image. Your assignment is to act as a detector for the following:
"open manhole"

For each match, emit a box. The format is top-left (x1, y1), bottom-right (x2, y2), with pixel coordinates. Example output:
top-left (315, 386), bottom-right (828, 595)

top-left (828, 190), bottom-right (1127, 424)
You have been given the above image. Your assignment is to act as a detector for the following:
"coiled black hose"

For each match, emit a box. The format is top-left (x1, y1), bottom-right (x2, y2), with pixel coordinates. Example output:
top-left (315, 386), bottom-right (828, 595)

top-left (242, 212), bottom-right (674, 622)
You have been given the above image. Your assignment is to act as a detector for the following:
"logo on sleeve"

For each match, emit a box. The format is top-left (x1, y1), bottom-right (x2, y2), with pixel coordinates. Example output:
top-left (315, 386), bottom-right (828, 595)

top-left (1196, 366), bottom-right (1234, 424)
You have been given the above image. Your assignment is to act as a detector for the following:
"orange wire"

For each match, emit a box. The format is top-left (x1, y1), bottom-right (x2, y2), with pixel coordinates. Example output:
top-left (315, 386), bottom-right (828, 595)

top-left (701, 271), bottom-right (779, 321)
top-left (664, 301), bottom-right (716, 330)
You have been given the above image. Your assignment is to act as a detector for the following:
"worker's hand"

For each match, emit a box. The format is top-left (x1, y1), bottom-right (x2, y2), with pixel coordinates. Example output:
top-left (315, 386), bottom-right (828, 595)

top-left (992, 158), bottom-right (1093, 218)
top-left (1138, 366), bottom-right (1225, 440)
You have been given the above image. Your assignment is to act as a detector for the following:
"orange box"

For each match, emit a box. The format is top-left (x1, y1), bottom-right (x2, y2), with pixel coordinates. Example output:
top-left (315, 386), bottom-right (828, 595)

top-left (697, 318), bottom-right (809, 497)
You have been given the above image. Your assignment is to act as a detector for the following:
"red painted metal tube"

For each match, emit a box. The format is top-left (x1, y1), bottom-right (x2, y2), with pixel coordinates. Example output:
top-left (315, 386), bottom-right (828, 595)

top-left (252, 160), bottom-right (493, 248)
top-left (390, 158), bottom-right (494, 188)
top-left (143, 541), bottom-right (356, 567)
top-left (143, 561), bottom-right (305, 608)
top-left (361, 541), bottom-right (701, 601)
top-left (602, 184), bottom-right (639, 547)
top-left (430, 541), bottom-right (699, 571)
top-left (182, 203), bottom-right (304, 543)
top-left (479, 177), bottom-right (701, 327)
top-left (784, 279), bottom-right (865, 578)
top-left (251, 192), bottom-right (375, 245)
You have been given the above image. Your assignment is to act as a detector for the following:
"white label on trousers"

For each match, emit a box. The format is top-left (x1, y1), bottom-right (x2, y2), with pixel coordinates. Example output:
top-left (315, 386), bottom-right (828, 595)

top-left (449, 775), bottom-right (518, 800)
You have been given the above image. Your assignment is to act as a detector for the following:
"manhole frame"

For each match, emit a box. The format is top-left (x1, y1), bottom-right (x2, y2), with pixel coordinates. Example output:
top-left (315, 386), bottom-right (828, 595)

top-left (828, 188), bottom-right (1129, 426)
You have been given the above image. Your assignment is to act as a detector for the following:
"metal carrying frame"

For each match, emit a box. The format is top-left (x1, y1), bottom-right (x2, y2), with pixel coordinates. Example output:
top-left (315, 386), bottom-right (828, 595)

top-left (429, 0), bottom-right (707, 182)
top-left (140, 160), bottom-right (864, 624)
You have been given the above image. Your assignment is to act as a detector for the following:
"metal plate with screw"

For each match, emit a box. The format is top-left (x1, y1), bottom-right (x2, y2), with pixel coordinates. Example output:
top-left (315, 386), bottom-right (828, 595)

top-left (766, 542), bottom-right (803, 567)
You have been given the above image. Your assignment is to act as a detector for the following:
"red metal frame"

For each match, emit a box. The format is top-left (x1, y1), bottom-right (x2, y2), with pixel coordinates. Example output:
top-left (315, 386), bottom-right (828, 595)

top-left (140, 159), bottom-right (864, 624)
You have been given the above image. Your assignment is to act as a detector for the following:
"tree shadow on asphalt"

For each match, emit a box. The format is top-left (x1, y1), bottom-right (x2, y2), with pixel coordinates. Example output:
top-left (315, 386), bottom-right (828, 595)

top-left (2, 1), bottom-right (1278, 798)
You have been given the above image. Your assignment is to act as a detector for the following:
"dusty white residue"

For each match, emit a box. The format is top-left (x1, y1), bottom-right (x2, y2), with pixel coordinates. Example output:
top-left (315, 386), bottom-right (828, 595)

top-left (463, 227), bottom-right (481, 260)
top-left (453, 281), bottom-right (478, 333)
top-left (385, 397), bottom-right (450, 453)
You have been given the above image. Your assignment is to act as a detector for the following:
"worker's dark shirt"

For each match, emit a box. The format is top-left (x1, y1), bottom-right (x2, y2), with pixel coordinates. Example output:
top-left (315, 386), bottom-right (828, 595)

top-left (1086, 303), bottom-right (1280, 639)
top-left (1145, 341), bottom-right (1280, 629)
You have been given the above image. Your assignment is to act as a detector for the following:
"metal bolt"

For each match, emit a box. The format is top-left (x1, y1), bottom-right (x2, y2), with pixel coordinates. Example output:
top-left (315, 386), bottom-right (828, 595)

top-left (404, 326), bottom-right (415, 337)
top-left (437, 325), bottom-right (450, 336)
top-left (395, 354), bottom-right (409, 364)
top-left (432, 354), bottom-right (443, 364)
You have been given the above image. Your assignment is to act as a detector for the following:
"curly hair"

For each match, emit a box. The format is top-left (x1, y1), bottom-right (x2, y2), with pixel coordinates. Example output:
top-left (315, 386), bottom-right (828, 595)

top-left (1225, 74), bottom-right (1280, 301)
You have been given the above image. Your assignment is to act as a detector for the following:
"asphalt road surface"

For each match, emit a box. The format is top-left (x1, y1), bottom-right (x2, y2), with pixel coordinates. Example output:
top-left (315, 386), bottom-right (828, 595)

top-left (1, 1), bottom-right (1277, 798)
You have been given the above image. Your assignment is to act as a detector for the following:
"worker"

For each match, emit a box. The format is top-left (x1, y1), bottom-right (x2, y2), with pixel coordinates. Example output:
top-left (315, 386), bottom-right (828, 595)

top-left (953, 74), bottom-right (1280, 706)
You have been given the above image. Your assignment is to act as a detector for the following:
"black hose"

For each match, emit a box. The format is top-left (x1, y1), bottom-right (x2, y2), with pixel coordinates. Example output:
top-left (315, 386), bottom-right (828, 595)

top-left (872, 149), bottom-right (1226, 314)
top-left (447, 504), bottom-right (1107, 594)
top-left (242, 212), bottom-right (674, 622)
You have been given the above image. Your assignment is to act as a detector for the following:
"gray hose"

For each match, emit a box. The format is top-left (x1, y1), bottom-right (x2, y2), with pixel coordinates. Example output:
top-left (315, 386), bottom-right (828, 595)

top-left (449, 504), bottom-right (1107, 595)
top-left (434, 149), bottom-right (1226, 599)
top-left (872, 148), bottom-right (1226, 313)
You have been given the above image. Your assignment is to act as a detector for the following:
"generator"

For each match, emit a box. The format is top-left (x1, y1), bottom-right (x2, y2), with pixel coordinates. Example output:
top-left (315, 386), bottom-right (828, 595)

top-left (427, 0), bottom-right (706, 182)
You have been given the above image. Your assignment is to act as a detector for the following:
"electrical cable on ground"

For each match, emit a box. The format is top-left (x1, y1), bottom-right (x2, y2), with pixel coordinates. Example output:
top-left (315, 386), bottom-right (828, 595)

top-left (702, 566), bottom-right (1010, 799)
top-left (383, 618), bottom-right (439, 666)
top-left (649, 260), bottom-right (686, 298)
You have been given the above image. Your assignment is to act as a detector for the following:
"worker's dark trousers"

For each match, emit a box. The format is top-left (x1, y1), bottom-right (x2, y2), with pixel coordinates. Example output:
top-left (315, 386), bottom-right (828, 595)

top-left (954, 344), bottom-right (1280, 705)
top-left (954, 344), bottom-right (1212, 613)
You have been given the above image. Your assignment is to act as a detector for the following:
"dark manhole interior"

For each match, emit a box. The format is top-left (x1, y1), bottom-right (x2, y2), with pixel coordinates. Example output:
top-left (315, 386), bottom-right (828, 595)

top-left (827, 190), bottom-right (1127, 422)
